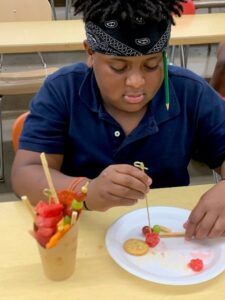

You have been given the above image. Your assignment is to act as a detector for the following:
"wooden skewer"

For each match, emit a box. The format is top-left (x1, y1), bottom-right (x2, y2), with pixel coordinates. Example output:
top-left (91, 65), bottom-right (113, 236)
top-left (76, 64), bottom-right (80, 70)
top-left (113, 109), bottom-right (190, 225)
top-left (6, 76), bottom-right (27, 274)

top-left (134, 161), bottom-right (151, 229)
top-left (159, 231), bottom-right (185, 238)
top-left (21, 195), bottom-right (36, 220)
top-left (71, 211), bottom-right (78, 225)
top-left (40, 152), bottom-right (59, 203)
top-left (159, 225), bottom-right (172, 233)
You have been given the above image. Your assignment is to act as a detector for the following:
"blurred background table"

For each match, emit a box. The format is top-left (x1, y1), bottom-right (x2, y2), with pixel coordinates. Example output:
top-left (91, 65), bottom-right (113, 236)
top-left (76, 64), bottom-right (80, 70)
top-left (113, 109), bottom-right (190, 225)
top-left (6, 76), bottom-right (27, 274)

top-left (0, 13), bottom-right (225, 54)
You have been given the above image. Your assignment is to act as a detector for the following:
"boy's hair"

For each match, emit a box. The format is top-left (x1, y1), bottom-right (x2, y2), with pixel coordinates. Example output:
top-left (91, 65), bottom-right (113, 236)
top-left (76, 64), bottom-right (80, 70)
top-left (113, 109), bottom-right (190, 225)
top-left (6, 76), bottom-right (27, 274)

top-left (73, 0), bottom-right (186, 25)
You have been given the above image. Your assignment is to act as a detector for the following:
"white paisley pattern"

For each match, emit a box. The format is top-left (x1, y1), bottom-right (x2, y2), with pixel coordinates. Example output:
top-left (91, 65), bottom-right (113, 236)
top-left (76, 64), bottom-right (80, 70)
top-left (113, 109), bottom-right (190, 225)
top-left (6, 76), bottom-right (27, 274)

top-left (85, 21), bottom-right (171, 56)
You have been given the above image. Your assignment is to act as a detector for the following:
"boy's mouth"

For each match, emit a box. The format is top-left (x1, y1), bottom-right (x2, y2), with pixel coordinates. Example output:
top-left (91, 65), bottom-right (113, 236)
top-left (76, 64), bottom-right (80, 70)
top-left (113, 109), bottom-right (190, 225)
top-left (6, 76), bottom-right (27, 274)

top-left (124, 93), bottom-right (145, 104)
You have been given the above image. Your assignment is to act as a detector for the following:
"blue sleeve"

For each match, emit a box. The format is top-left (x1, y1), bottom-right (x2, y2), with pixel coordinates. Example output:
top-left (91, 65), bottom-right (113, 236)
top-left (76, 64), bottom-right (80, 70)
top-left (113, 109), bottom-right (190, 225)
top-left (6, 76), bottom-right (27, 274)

top-left (19, 75), bottom-right (70, 154)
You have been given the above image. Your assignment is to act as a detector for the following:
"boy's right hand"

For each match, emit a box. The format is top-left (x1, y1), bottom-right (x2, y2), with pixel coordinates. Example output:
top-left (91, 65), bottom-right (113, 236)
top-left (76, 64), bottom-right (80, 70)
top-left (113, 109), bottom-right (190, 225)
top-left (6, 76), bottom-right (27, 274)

top-left (85, 164), bottom-right (152, 211)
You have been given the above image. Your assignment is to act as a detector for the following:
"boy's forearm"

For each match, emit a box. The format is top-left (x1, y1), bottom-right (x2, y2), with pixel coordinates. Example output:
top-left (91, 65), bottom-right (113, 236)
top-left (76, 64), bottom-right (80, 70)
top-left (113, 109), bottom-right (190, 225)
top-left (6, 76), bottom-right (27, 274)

top-left (11, 164), bottom-right (74, 205)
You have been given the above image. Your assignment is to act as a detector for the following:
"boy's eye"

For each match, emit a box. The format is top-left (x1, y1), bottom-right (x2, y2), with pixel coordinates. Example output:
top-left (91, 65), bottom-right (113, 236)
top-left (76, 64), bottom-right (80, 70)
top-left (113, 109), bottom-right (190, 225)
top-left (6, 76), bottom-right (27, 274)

top-left (144, 65), bottom-right (158, 71)
top-left (110, 63), bottom-right (159, 73)
top-left (110, 65), bottom-right (127, 72)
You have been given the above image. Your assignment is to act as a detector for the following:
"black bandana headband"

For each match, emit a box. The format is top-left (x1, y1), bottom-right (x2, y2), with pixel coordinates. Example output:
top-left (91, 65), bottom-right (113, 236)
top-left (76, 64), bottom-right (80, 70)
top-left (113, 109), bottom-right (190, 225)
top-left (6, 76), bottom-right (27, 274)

top-left (85, 16), bottom-right (171, 110)
top-left (85, 17), bottom-right (171, 56)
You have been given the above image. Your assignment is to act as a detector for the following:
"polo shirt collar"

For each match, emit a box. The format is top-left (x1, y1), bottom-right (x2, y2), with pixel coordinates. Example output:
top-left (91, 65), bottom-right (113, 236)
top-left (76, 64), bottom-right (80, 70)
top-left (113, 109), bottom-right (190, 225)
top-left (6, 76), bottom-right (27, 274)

top-left (79, 68), bottom-right (103, 113)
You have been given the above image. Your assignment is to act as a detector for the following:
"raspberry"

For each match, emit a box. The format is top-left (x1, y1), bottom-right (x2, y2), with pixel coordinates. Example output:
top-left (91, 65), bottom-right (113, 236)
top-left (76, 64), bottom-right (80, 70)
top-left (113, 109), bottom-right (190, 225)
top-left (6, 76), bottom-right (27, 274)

top-left (145, 232), bottom-right (160, 247)
top-left (188, 258), bottom-right (204, 272)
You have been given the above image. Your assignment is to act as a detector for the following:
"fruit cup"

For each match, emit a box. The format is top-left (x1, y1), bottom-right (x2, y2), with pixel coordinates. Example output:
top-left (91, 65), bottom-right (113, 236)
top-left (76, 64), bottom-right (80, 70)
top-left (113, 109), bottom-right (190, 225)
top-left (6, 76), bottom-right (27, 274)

top-left (22, 153), bottom-right (89, 281)
top-left (37, 217), bottom-right (80, 281)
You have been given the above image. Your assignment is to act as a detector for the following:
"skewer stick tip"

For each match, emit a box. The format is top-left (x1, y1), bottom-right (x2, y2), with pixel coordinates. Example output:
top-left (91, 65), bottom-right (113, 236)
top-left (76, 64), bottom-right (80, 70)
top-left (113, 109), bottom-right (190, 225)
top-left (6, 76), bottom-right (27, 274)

top-left (71, 211), bottom-right (78, 225)
top-left (21, 195), bottom-right (36, 220)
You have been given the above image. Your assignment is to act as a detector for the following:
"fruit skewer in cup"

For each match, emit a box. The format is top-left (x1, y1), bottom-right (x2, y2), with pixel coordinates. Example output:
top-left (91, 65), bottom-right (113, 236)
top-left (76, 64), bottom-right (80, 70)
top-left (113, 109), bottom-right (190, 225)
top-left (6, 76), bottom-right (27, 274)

top-left (22, 152), bottom-right (89, 281)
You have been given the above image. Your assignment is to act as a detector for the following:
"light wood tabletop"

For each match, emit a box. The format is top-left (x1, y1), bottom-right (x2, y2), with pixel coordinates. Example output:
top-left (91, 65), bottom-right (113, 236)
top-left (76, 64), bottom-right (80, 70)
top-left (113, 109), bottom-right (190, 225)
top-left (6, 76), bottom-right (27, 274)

top-left (1, 184), bottom-right (225, 299)
top-left (0, 13), bottom-right (225, 54)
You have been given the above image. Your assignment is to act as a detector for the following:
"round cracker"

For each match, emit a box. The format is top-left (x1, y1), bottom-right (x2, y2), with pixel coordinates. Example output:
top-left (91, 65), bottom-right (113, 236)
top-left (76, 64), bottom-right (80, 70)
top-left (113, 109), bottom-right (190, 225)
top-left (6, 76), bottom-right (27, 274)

top-left (123, 239), bottom-right (148, 256)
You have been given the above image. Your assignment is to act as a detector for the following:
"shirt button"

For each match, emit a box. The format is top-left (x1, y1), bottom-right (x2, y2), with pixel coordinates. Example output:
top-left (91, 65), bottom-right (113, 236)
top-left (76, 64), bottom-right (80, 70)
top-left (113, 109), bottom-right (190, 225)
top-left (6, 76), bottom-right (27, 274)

top-left (114, 130), bottom-right (121, 137)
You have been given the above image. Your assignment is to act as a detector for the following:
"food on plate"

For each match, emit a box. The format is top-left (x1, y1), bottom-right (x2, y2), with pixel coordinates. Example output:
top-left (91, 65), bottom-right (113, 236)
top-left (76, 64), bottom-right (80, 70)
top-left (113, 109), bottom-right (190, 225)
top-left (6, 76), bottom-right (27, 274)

top-left (123, 239), bottom-right (149, 256)
top-left (187, 258), bottom-right (204, 272)
top-left (142, 225), bottom-right (151, 235)
top-left (142, 224), bottom-right (172, 235)
top-left (157, 225), bottom-right (172, 233)
top-left (145, 232), bottom-right (160, 247)
top-left (142, 225), bottom-right (184, 238)
top-left (152, 224), bottom-right (161, 234)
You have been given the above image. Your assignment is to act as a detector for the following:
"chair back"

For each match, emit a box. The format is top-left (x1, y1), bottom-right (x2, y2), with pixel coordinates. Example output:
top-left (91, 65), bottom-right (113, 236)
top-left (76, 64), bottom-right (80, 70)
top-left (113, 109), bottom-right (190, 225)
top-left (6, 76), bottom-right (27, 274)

top-left (0, 0), bottom-right (52, 21)
top-left (0, 0), bottom-right (53, 181)
top-left (181, 0), bottom-right (196, 15)
top-left (0, 67), bottom-right (58, 95)
top-left (12, 111), bottom-right (29, 152)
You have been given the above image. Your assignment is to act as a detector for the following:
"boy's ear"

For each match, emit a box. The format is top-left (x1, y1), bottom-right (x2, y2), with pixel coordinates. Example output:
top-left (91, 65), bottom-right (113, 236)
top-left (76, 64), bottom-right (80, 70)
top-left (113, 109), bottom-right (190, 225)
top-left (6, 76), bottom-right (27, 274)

top-left (83, 40), bottom-right (94, 67)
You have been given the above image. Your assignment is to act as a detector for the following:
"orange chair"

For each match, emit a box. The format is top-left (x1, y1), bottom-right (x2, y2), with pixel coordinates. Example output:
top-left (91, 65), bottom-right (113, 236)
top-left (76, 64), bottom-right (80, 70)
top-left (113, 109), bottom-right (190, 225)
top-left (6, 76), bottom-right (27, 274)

top-left (181, 0), bottom-right (195, 14)
top-left (12, 111), bottom-right (29, 152)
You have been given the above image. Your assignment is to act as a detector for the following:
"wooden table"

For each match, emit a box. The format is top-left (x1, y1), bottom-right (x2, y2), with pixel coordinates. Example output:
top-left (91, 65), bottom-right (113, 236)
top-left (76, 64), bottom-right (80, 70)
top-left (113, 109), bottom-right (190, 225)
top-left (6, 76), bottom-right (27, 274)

top-left (0, 13), bottom-right (225, 54)
top-left (1, 184), bottom-right (225, 299)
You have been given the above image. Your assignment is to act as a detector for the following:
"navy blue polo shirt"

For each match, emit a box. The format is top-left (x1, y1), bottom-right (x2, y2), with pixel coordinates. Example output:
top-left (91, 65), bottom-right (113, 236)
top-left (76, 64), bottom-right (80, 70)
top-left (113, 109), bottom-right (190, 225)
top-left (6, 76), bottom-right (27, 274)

top-left (20, 62), bottom-right (225, 188)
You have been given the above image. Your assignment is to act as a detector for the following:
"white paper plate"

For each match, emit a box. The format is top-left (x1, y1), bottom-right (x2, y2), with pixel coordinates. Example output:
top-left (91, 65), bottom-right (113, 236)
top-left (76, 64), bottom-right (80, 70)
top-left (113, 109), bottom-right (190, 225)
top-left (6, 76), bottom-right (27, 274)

top-left (105, 206), bottom-right (225, 285)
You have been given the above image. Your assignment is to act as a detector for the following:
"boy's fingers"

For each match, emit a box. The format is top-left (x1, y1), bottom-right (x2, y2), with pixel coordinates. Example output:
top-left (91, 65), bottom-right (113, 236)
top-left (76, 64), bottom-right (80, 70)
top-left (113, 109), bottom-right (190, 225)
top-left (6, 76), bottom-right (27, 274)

top-left (115, 164), bottom-right (151, 186)
top-left (194, 213), bottom-right (217, 239)
top-left (185, 207), bottom-right (206, 240)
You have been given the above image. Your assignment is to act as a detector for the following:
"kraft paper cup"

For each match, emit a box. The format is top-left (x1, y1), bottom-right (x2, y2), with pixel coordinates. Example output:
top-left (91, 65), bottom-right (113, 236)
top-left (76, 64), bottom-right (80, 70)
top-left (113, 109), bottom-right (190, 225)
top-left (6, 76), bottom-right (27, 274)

top-left (37, 219), bottom-right (79, 281)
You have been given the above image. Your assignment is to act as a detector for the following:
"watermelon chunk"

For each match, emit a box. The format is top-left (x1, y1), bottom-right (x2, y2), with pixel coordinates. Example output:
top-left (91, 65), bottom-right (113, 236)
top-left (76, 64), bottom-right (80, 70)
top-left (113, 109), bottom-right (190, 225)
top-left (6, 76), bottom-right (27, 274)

top-left (35, 227), bottom-right (55, 247)
top-left (35, 214), bottom-right (63, 228)
top-left (35, 201), bottom-right (46, 213)
top-left (37, 227), bottom-right (55, 237)
top-left (35, 201), bottom-right (64, 217)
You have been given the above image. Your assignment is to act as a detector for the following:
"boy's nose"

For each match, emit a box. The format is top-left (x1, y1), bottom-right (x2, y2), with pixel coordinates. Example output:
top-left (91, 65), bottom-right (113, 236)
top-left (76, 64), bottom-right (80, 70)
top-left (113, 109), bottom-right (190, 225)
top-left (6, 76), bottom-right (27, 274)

top-left (125, 72), bottom-right (145, 88)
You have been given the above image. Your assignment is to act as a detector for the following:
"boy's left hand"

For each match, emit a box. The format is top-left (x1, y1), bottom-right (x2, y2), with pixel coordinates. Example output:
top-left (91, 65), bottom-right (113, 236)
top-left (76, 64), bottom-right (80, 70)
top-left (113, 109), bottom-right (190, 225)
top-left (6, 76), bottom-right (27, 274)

top-left (185, 182), bottom-right (225, 240)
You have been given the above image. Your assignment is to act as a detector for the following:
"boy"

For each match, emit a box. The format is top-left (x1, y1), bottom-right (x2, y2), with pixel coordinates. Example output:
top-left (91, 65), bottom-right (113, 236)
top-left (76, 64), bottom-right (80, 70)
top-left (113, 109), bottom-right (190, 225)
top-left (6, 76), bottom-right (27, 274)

top-left (11, 0), bottom-right (225, 240)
